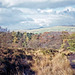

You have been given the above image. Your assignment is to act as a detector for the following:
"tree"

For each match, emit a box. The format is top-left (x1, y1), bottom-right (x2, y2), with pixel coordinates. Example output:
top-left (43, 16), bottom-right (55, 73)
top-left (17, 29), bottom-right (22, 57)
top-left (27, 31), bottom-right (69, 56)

top-left (12, 31), bottom-right (18, 43)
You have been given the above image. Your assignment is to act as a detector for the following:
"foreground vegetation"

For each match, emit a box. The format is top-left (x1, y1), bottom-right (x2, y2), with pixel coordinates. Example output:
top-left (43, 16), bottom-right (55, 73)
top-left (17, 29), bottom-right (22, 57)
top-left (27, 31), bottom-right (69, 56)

top-left (0, 47), bottom-right (74, 75)
top-left (0, 31), bottom-right (75, 75)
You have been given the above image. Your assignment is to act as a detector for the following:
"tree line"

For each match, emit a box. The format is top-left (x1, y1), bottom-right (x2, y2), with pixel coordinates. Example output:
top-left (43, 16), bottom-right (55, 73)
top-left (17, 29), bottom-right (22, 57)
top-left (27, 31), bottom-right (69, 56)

top-left (0, 31), bottom-right (75, 51)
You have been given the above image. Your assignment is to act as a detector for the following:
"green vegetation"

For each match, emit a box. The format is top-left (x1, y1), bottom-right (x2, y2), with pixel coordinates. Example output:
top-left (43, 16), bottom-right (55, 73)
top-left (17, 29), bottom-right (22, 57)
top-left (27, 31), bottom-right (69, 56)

top-left (68, 33), bottom-right (75, 52)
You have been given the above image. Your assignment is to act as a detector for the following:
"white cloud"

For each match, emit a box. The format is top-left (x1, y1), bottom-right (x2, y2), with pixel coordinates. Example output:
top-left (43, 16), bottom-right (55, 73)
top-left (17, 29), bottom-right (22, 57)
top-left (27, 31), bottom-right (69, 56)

top-left (39, 9), bottom-right (53, 13)
top-left (0, 4), bottom-right (75, 30)
top-left (39, 24), bottom-right (43, 26)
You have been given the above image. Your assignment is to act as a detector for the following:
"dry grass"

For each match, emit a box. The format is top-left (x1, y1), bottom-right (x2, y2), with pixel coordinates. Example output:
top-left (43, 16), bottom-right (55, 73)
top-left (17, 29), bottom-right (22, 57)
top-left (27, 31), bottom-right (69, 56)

top-left (52, 53), bottom-right (73, 75)
top-left (0, 48), bottom-right (74, 75)
top-left (31, 51), bottom-right (73, 75)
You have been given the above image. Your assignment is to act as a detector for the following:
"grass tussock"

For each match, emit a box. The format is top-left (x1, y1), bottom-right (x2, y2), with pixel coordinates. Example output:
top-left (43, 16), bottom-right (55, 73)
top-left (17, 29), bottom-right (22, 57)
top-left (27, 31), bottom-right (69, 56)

top-left (30, 50), bottom-right (73, 75)
top-left (52, 53), bottom-right (73, 75)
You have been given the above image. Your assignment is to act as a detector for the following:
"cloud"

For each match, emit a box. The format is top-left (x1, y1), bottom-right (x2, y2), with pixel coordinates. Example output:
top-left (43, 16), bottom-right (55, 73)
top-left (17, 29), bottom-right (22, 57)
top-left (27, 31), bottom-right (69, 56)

top-left (0, 0), bottom-right (75, 9)
top-left (64, 7), bottom-right (75, 11)
top-left (0, 8), bottom-right (24, 25)
top-left (38, 9), bottom-right (53, 14)
top-left (0, 0), bottom-right (75, 31)
top-left (0, 0), bottom-right (47, 7)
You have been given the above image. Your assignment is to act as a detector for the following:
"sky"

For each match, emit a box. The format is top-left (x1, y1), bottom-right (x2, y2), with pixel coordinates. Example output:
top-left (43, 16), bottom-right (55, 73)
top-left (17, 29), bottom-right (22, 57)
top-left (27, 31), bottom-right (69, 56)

top-left (0, 0), bottom-right (75, 30)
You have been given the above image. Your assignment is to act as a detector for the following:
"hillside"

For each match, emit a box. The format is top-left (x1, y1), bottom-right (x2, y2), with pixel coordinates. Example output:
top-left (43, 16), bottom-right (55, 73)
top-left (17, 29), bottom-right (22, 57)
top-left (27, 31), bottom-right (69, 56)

top-left (16, 26), bottom-right (75, 34)
top-left (0, 30), bottom-right (75, 75)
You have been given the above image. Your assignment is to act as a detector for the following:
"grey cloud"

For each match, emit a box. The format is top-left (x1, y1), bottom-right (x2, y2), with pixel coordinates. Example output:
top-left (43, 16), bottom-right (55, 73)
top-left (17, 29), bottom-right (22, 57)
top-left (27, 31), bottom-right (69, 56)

top-left (8, 1), bottom-right (75, 9)
top-left (0, 8), bottom-right (24, 25)
top-left (0, 0), bottom-right (75, 9)
top-left (0, 2), bottom-right (75, 30)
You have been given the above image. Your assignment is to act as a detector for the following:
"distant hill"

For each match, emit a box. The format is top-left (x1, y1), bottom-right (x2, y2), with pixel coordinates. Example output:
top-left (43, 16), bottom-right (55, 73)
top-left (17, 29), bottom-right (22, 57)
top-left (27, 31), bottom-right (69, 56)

top-left (16, 26), bottom-right (75, 34)
top-left (61, 25), bottom-right (75, 27)
top-left (0, 26), bottom-right (7, 32)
